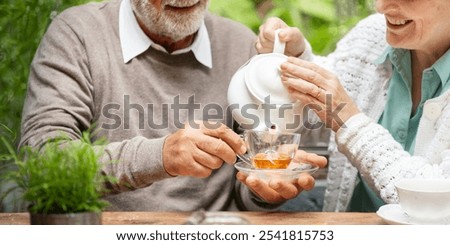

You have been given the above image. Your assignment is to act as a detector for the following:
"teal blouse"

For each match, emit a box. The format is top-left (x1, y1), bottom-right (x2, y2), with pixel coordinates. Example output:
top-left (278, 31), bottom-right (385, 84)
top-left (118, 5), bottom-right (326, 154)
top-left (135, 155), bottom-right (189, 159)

top-left (349, 47), bottom-right (450, 212)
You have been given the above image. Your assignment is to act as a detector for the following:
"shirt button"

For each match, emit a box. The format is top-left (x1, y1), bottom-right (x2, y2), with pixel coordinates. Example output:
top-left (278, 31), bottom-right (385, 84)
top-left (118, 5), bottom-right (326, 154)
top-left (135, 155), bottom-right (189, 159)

top-left (424, 102), bottom-right (441, 120)
top-left (398, 130), bottom-right (407, 140)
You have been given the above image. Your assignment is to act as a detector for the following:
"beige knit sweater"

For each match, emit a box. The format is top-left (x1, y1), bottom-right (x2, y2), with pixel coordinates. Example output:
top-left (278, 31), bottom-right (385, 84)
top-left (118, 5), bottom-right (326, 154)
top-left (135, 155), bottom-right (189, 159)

top-left (19, 0), bottom-right (281, 211)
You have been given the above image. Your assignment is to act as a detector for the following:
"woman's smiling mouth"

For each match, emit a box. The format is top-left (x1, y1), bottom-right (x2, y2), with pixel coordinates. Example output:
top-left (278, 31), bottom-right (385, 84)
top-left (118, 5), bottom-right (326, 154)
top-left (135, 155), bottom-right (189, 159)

top-left (386, 16), bottom-right (413, 29)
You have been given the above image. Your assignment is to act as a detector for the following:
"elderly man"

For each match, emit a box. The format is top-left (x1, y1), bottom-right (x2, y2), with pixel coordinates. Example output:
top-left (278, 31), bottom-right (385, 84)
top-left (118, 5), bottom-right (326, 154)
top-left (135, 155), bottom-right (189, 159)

top-left (20, 0), bottom-right (326, 211)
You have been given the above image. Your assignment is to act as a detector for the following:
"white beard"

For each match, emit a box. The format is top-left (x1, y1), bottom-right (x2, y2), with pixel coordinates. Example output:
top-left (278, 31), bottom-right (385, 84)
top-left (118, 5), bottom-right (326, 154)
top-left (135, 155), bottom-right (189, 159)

top-left (131, 0), bottom-right (208, 41)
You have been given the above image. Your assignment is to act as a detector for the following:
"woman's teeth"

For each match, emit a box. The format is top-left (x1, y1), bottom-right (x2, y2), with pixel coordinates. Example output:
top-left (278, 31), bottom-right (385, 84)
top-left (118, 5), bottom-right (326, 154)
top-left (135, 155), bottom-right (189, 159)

top-left (388, 19), bottom-right (412, 26)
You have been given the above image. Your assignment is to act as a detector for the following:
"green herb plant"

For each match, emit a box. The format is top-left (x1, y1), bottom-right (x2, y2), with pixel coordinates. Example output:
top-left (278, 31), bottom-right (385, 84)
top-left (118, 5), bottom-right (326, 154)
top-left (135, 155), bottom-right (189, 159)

top-left (1, 132), bottom-right (111, 214)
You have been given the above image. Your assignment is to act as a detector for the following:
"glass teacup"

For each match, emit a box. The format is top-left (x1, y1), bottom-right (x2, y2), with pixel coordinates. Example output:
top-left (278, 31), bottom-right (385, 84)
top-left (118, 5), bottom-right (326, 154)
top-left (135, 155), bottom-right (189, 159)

top-left (237, 130), bottom-right (301, 169)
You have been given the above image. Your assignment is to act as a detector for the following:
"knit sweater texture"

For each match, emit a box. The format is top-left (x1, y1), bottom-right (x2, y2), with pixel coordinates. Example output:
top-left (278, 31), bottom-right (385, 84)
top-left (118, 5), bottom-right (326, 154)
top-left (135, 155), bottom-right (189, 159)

top-left (19, 0), bottom-right (274, 211)
top-left (304, 14), bottom-right (450, 211)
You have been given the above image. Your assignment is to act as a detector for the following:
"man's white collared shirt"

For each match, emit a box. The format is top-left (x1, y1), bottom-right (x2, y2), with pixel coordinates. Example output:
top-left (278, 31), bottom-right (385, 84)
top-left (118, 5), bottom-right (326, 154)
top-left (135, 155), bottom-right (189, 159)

top-left (119, 0), bottom-right (212, 68)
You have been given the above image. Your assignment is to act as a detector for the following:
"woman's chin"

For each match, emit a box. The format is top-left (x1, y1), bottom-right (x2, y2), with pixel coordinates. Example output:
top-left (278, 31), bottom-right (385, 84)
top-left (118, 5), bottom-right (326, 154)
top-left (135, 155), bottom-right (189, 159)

top-left (385, 34), bottom-right (412, 50)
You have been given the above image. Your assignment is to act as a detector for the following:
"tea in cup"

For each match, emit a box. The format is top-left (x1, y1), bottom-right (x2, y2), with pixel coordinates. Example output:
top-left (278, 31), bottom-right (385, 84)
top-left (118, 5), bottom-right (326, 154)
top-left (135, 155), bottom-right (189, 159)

top-left (252, 152), bottom-right (292, 169)
top-left (237, 130), bottom-right (301, 169)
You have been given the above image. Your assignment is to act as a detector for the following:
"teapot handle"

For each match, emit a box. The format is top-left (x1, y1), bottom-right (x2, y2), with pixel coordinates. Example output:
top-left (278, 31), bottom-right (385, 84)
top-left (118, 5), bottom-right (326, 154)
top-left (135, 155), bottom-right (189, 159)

top-left (273, 29), bottom-right (286, 54)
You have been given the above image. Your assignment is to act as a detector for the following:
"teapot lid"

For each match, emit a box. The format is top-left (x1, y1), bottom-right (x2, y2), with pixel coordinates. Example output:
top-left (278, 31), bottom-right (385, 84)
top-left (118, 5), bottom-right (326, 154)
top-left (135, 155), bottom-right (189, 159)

top-left (245, 30), bottom-right (295, 105)
top-left (245, 54), bottom-right (294, 104)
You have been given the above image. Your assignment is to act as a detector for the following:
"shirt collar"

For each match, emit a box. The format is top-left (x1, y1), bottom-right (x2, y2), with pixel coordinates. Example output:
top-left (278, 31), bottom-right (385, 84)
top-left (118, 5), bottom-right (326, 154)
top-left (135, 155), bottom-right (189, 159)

top-left (119, 0), bottom-right (212, 68)
top-left (374, 47), bottom-right (390, 65)
top-left (376, 46), bottom-right (450, 88)
top-left (432, 49), bottom-right (450, 88)
top-left (380, 47), bottom-right (411, 84)
top-left (374, 46), bottom-right (409, 66)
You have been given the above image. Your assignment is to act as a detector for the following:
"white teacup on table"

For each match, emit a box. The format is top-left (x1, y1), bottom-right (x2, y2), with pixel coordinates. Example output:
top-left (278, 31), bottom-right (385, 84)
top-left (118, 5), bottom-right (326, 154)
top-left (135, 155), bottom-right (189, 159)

top-left (395, 178), bottom-right (450, 224)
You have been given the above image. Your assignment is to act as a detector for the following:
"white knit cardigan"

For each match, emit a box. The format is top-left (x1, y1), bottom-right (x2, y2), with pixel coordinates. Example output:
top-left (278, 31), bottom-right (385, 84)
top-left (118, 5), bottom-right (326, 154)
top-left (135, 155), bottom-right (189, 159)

top-left (301, 13), bottom-right (450, 212)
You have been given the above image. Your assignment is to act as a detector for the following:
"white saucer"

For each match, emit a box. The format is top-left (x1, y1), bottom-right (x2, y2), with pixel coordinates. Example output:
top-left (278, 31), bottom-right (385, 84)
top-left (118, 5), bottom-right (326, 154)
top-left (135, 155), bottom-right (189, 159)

top-left (376, 204), bottom-right (450, 225)
top-left (234, 161), bottom-right (318, 183)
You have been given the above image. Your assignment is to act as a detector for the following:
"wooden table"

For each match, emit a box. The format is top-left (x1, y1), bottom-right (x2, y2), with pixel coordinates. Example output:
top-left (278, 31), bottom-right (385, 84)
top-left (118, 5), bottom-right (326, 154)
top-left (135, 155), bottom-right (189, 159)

top-left (0, 211), bottom-right (384, 225)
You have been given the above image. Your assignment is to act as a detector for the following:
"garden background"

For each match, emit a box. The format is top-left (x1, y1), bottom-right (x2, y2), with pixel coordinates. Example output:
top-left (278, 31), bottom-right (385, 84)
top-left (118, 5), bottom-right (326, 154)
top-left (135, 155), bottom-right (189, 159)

top-left (0, 0), bottom-right (374, 211)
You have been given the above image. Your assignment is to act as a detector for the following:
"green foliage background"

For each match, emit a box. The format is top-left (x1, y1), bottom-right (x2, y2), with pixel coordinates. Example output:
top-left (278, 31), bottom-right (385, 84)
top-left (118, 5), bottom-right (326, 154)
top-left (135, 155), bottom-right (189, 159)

top-left (0, 0), bottom-right (93, 150)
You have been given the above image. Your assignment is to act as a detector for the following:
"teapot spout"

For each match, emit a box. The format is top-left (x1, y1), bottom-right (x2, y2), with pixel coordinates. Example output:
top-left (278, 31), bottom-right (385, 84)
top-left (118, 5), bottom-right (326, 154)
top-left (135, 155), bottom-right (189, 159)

top-left (254, 123), bottom-right (280, 133)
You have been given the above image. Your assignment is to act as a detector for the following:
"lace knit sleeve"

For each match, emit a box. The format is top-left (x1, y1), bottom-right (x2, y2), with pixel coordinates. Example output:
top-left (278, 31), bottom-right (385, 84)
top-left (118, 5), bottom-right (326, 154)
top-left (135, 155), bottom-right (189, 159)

top-left (336, 113), bottom-right (450, 203)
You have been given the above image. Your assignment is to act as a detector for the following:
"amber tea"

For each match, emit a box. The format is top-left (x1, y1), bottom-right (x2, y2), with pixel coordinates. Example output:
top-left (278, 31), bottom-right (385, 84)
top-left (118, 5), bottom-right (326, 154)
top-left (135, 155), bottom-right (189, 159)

top-left (252, 152), bottom-right (291, 169)
top-left (236, 130), bottom-right (301, 169)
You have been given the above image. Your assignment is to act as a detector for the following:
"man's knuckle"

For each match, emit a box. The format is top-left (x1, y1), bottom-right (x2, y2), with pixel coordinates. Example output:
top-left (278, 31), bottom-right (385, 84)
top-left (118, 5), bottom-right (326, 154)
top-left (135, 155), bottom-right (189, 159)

top-left (210, 140), bottom-right (223, 153)
top-left (212, 160), bottom-right (223, 169)
top-left (197, 169), bottom-right (211, 178)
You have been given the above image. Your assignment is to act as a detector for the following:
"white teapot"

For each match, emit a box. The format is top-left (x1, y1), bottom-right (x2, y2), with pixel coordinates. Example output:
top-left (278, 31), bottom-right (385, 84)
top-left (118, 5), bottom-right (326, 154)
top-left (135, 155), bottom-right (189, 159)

top-left (227, 30), bottom-right (303, 133)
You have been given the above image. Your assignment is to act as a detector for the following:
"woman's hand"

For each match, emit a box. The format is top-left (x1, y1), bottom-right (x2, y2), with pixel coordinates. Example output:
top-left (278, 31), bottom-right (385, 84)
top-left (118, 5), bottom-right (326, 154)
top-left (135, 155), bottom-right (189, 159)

top-left (256, 17), bottom-right (306, 57)
top-left (236, 150), bottom-right (327, 204)
top-left (280, 57), bottom-right (360, 132)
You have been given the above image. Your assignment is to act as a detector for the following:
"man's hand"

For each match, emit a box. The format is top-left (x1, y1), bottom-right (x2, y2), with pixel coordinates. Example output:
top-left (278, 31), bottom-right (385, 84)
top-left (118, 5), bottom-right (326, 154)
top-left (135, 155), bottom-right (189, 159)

top-left (256, 17), bottom-right (306, 57)
top-left (162, 121), bottom-right (246, 178)
top-left (236, 150), bottom-right (327, 204)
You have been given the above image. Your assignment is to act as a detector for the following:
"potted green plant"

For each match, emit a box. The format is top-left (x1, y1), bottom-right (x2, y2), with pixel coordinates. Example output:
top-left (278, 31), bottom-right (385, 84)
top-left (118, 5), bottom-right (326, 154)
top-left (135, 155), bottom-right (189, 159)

top-left (1, 131), bottom-right (112, 225)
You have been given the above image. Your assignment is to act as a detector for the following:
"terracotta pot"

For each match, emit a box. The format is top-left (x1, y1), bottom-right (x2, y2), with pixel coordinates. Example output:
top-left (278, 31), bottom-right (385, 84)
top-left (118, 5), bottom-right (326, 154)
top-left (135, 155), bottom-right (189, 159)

top-left (30, 212), bottom-right (102, 225)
